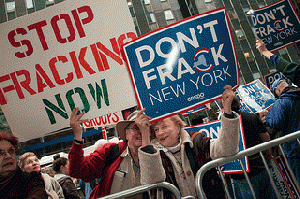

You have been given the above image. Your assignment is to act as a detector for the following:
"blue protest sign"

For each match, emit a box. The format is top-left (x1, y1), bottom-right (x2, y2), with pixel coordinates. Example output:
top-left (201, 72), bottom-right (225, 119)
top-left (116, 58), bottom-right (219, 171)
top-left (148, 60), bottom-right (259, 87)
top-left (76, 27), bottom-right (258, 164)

top-left (264, 71), bottom-right (292, 89)
top-left (251, 0), bottom-right (300, 52)
top-left (184, 116), bottom-right (249, 174)
top-left (236, 79), bottom-right (276, 113)
top-left (182, 105), bottom-right (207, 116)
top-left (123, 8), bottom-right (239, 122)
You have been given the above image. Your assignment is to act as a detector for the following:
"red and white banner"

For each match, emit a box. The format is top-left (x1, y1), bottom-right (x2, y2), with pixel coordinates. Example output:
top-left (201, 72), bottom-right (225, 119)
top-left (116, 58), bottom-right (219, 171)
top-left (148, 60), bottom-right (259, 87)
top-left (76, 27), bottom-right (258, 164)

top-left (0, 0), bottom-right (137, 141)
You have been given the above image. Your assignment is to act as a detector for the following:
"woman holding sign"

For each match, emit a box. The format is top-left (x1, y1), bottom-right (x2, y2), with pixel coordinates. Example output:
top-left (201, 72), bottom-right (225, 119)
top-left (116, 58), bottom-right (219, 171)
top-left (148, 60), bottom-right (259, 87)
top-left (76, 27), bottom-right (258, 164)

top-left (137, 85), bottom-right (240, 198)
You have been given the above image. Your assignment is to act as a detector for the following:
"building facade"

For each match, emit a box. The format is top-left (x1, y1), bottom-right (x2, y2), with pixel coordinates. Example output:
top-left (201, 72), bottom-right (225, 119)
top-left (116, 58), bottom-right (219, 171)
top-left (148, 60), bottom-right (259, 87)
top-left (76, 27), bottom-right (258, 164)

top-left (0, 0), bottom-right (299, 157)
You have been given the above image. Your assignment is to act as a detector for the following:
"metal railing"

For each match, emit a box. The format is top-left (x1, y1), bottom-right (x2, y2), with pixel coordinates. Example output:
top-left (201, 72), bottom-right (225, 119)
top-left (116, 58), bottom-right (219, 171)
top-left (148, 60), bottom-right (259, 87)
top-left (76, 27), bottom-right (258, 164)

top-left (98, 182), bottom-right (194, 199)
top-left (195, 130), bottom-right (300, 199)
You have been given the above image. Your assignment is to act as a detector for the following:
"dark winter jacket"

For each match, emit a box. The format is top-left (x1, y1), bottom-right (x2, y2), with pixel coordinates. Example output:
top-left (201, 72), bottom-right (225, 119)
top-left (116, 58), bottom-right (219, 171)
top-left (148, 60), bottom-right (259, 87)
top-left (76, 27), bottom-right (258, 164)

top-left (266, 86), bottom-right (300, 157)
top-left (0, 167), bottom-right (48, 199)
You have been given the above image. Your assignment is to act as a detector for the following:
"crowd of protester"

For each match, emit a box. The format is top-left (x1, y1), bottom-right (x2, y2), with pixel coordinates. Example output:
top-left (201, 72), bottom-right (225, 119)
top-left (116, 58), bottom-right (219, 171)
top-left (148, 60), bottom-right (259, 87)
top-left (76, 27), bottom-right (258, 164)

top-left (0, 39), bottom-right (299, 199)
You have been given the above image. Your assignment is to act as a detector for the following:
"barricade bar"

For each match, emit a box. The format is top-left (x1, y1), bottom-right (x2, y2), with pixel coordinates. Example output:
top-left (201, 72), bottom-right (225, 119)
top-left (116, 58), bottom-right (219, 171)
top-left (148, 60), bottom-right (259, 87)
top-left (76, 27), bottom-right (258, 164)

top-left (195, 130), bottom-right (300, 199)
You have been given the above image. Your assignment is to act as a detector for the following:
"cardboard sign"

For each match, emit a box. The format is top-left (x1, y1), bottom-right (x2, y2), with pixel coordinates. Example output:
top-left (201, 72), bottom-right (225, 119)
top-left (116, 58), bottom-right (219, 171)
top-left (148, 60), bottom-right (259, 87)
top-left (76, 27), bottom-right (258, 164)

top-left (264, 71), bottom-right (292, 89)
top-left (236, 79), bottom-right (276, 113)
top-left (184, 116), bottom-right (249, 174)
top-left (83, 111), bottom-right (123, 128)
top-left (122, 8), bottom-right (239, 122)
top-left (0, 0), bottom-right (137, 141)
top-left (251, 0), bottom-right (300, 52)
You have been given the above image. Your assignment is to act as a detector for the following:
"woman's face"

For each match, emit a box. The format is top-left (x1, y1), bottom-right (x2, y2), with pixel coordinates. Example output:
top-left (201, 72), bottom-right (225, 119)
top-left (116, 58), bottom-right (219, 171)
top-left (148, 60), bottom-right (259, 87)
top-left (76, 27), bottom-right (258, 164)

top-left (152, 118), bottom-right (181, 147)
top-left (60, 160), bottom-right (69, 175)
top-left (23, 155), bottom-right (41, 173)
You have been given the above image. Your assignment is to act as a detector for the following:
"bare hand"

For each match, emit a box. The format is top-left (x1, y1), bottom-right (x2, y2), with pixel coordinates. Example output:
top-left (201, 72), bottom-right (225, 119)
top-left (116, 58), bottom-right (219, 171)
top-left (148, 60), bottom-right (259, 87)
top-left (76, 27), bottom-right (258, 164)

top-left (135, 108), bottom-right (152, 146)
top-left (70, 107), bottom-right (89, 140)
top-left (222, 85), bottom-right (235, 114)
top-left (255, 38), bottom-right (273, 58)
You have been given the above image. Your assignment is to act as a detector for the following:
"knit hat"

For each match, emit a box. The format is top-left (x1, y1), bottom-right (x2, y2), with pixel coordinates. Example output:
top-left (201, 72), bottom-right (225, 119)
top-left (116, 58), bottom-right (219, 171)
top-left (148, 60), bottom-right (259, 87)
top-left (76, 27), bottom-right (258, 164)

top-left (271, 78), bottom-right (285, 97)
top-left (116, 111), bottom-right (138, 141)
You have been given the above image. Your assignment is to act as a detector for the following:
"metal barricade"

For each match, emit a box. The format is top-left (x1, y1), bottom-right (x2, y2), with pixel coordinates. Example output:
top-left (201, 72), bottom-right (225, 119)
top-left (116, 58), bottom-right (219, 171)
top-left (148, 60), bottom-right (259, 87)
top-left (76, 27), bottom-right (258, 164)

top-left (98, 182), bottom-right (194, 199)
top-left (195, 130), bottom-right (300, 199)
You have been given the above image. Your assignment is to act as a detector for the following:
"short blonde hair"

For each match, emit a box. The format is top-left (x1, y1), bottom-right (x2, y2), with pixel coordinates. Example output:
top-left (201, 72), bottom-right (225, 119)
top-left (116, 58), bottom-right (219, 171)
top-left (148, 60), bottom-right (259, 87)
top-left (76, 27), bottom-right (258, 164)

top-left (18, 152), bottom-right (36, 169)
top-left (150, 115), bottom-right (186, 139)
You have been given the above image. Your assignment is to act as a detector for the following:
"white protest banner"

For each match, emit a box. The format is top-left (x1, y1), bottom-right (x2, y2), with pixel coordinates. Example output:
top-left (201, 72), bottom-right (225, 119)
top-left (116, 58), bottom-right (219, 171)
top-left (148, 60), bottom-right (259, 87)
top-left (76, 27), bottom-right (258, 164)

top-left (83, 111), bottom-right (123, 128)
top-left (251, 0), bottom-right (300, 52)
top-left (236, 79), bottom-right (276, 113)
top-left (122, 8), bottom-right (239, 122)
top-left (0, 0), bottom-right (137, 141)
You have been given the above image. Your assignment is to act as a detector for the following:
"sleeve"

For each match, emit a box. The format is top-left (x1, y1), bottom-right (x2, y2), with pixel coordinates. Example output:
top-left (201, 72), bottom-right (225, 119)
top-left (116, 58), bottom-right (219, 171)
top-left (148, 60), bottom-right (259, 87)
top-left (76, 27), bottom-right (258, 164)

top-left (266, 100), bottom-right (288, 130)
top-left (68, 141), bottom-right (116, 182)
top-left (272, 56), bottom-right (300, 85)
top-left (210, 112), bottom-right (240, 160)
top-left (138, 145), bottom-right (166, 184)
top-left (52, 177), bottom-right (65, 199)
top-left (60, 178), bottom-right (81, 199)
top-left (26, 172), bottom-right (48, 199)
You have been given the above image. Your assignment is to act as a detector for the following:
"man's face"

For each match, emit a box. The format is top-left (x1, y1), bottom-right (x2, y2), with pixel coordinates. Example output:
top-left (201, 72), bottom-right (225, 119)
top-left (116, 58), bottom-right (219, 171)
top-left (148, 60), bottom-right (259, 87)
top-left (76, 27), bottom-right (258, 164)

top-left (0, 140), bottom-right (17, 177)
top-left (275, 79), bottom-right (289, 97)
top-left (125, 123), bottom-right (142, 148)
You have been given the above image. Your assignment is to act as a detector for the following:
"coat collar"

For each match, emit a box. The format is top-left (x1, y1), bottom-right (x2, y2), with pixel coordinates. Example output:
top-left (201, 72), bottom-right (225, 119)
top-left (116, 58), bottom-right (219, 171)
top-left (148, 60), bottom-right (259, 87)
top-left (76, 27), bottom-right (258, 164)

top-left (152, 129), bottom-right (193, 152)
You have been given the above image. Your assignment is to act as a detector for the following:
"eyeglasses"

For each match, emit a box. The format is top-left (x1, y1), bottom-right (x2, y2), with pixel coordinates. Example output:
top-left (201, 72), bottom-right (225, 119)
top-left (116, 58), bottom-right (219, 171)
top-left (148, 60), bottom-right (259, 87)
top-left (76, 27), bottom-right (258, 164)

top-left (0, 148), bottom-right (16, 158)
top-left (126, 124), bottom-right (139, 131)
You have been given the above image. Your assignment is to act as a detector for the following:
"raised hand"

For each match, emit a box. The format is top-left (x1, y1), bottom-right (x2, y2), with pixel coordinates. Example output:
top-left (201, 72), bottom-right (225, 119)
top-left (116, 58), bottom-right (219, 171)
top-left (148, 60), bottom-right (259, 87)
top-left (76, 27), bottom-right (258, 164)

top-left (222, 85), bottom-right (235, 115)
top-left (70, 107), bottom-right (89, 141)
top-left (255, 38), bottom-right (273, 59)
top-left (135, 108), bottom-right (152, 146)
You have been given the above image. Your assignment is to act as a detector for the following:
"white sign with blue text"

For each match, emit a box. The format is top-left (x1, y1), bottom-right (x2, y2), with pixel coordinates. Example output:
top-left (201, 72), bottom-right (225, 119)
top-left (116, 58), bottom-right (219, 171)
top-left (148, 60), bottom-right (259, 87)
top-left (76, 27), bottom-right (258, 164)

top-left (184, 117), bottom-right (249, 174)
top-left (123, 8), bottom-right (239, 122)
top-left (236, 79), bottom-right (276, 113)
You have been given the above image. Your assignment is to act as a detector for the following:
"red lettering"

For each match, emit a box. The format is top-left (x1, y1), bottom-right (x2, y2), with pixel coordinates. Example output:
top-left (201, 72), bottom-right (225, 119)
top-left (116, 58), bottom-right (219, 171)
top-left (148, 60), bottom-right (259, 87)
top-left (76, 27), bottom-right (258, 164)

top-left (49, 56), bottom-right (74, 85)
top-left (70, 47), bottom-right (96, 79)
top-left (71, 6), bottom-right (94, 38)
top-left (51, 14), bottom-right (76, 43)
top-left (13, 70), bottom-right (36, 96)
top-left (84, 121), bottom-right (92, 127)
top-left (8, 28), bottom-right (33, 58)
top-left (96, 42), bottom-right (123, 65)
top-left (28, 20), bottom-right (48, 51)
top-left (90, 44), bottom-right (105, 71)
top-left (111, 113), bottom-right (120, 123)
top-left (35, 64), bottom-right (56, 93)
top-left (106, 113), bottom-right (112, 124)
top-left (0, 75), bottom-right (14, 105)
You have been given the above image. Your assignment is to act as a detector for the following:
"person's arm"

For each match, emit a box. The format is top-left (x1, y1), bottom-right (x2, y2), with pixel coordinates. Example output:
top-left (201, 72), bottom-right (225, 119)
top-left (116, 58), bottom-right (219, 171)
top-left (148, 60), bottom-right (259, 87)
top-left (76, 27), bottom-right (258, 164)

top-left (210, 85), bottom-right (240, 159)
top-left (27, 172), bottom-right (48, 199)
top-left (265, 100), bottom-right (287, 130)
top-left (256, 38), bottom-right (300, 85)
top-left (51, 177), bottom-right (65, 199)
top-left (259, 132), bottom-right (273, 158)
top-left (60, 178), bottom-right (81, 199)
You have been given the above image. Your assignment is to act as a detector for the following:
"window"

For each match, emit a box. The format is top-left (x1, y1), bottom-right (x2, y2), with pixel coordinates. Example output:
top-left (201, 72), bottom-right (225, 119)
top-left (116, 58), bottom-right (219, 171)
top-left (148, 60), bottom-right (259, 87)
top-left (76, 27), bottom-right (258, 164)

top-left (144, 0), bottom-right (150, 5)
top-left (160, 0), bottom-right (167, 2)
top-left (258, 2), bottom-right (266, 8)
top-left (164, 10), bottom-right (174, 20)
top-left (253, 72), bottom-right (261, 79)
top-left (204, 0), bottom-right (212, 2)
top-left (6, 1), bottom-right (15, 12)
top-left (279, 48), bottom-right (287, 55)
top-left (242, 5), bottom-right (250, 13)
top-left (235, 29), bottom-right (245, 40)
top-left (45, 0), bottom-right (54, 5)
top-left (227, 8), bottom-right (237, 19)
top-left (26, 0), bottom-right (34, 9)
top-left (127, 1), bottom-right (133, 6)
top-left (148, 13), bottom-right (156, 23)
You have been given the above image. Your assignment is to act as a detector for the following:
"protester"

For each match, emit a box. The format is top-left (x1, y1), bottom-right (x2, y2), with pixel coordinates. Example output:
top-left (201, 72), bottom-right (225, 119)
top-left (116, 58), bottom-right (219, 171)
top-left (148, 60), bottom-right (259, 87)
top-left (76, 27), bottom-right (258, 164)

top-left (0, 132), bottom-right (48, 199)
top-left (263, 78), bottom-right (300, 184)
top-left (42, 166), bottom-right (56, 178)
top-left (52, 154), bottom-right (81, 199)
top-left (136, 85), bottom-right (240, 198)
top-left (256, 38), bottom-right (300, 87)
top-left (218, 88), bottom-right (275, 198)
top-left (68, 107), bottom-right (152, 199)
top-left (18, 152), bottom-right (65, 199)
